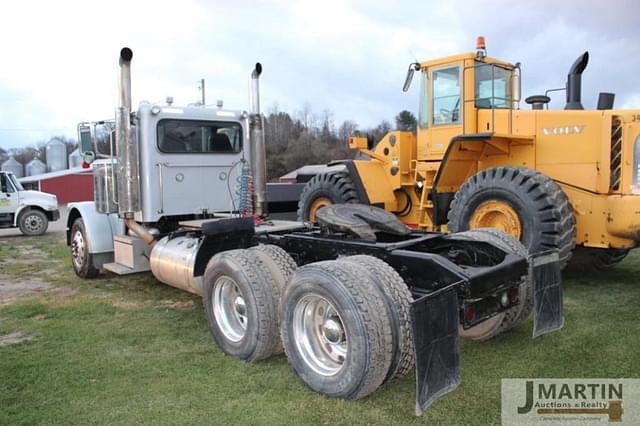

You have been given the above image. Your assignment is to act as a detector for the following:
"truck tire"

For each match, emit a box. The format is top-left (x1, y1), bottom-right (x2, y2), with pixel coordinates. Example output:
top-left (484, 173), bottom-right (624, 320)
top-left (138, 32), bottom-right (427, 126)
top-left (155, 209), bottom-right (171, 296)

top-left (249, 244), bottom-right (297, 288)
top-left (340, 255), bottom-right (414, 383)
top-left (70, 218), bottom-right (100, 278)
top-left (280, 260), bottom-right (393, 400)
top-left (297, 172), bottom-right (359, 223)
top-left (246, 245), bottom-right (296, 355)
top-left (569, 247), bottom-right (630, 271)
top-left (18, 209), bottom-right (49, 236)
top-left (447, 166), bottom-right (576, 269)
top-left (453, 228), bottom-right (532, 341)
top-left (203, 249), bottom-right (281, 362)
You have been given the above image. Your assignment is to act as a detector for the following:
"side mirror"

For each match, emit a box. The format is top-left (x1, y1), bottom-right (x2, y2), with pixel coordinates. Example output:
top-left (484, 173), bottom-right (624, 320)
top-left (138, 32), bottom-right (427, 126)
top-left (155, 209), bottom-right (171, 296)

top-left (402, 62), bottom-right (421, 92)
top-left (0, 174), bottom-right (7, 193)
top-left (78, 124), bottom-right (96, 163)
top-left (78, 125), bottom-right (92, 152)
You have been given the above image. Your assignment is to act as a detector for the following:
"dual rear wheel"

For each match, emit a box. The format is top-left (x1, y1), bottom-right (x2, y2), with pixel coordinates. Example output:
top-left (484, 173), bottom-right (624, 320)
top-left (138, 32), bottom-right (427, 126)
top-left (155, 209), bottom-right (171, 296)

top-left (202, 247), bottom-right (413, 400)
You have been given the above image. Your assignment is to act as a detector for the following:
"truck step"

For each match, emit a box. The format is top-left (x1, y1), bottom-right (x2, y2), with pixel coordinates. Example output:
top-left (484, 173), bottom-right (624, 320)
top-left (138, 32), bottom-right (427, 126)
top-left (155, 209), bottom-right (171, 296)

top-left (103, 262), bottom-right (150, 275)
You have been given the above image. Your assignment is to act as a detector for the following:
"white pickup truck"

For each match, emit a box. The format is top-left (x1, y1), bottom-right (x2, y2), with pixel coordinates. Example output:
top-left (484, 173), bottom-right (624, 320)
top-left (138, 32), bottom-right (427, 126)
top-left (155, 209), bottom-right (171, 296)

top-left (0, 171), bottom-right (59, 235)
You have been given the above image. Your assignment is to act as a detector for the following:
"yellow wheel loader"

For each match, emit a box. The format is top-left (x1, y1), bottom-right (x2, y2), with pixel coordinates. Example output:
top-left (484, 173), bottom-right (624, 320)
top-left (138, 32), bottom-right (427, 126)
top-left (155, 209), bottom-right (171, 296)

top-left (298, 37), bottom-right (640, 269)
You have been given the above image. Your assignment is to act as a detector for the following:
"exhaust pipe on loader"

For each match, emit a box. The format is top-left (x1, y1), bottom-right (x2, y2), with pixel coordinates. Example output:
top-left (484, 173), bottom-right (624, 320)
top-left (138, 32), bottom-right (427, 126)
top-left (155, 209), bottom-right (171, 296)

top-left (116, 47), bottom-right (154, 245)
top-left (565, 51), bottom-right (589, 110)
top-left (249, 63), bottom-right (268, 218)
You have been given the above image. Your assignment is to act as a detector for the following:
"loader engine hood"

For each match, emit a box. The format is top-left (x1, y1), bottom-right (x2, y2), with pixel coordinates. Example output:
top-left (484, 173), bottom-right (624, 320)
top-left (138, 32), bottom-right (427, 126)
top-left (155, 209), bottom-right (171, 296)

top-left (19, 190), bottom-right (58, 210)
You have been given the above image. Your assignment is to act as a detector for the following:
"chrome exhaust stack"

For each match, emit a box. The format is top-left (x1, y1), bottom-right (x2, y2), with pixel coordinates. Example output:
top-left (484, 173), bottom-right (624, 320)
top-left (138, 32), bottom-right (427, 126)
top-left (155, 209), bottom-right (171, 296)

top-left (249, 63), bottom-right (268, 218)
top-left (116, 47), bottom-right (154, 245)
top-left (116, 47), bottom-right (141, 218)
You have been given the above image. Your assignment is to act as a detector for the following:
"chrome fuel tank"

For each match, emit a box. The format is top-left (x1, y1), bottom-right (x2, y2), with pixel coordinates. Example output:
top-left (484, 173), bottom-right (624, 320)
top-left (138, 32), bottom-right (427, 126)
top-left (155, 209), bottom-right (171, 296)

top-left (149, 236), bottom-right (203, 295)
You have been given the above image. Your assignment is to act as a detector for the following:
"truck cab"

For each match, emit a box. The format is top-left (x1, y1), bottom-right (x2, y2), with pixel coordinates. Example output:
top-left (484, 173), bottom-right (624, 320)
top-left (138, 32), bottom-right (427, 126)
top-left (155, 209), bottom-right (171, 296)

top-left (67, 100), bottom-right (253, 274)
top-left (77, 103), bottom-right (249, 225)
top-left (0, 170), bottom-right (59, 235)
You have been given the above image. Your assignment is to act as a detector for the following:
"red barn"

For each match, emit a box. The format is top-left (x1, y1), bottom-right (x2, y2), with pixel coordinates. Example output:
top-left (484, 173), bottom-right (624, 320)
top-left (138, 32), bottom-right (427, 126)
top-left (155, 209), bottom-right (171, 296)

top-left (19, 168), bottom-right (93, 204)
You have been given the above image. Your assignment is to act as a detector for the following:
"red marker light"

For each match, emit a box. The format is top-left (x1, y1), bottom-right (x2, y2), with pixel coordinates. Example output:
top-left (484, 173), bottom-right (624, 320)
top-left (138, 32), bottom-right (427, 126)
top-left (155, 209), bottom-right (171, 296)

top-left (508, 288), bottom-right (519, 304)
top-left (465, 306), bottom-right (475, 322)
top-left (81, 161), bottom-right (90, 169)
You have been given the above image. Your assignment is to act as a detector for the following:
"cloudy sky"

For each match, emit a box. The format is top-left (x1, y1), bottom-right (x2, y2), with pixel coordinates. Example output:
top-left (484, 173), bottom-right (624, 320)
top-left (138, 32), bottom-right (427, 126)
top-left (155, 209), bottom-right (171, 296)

top-left (0, 0), bottom-right (639, 150)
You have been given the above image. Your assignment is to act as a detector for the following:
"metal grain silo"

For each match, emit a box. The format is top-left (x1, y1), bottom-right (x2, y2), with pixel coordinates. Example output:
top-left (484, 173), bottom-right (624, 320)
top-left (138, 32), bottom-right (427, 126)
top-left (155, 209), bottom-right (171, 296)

top-left (1, 156), bottom-right (24, 178)
top-left (46, 138), bottom-right (67, 172)
top-left (26, 157), bottom-right (47, 176)
top-left (68, 148), bottom-right (82, 168)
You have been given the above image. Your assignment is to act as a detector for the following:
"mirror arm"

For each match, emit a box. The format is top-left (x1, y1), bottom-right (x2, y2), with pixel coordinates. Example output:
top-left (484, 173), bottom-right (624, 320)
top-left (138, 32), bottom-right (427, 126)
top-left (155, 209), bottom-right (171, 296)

top-left (402, 62), bottom-right (421, 92)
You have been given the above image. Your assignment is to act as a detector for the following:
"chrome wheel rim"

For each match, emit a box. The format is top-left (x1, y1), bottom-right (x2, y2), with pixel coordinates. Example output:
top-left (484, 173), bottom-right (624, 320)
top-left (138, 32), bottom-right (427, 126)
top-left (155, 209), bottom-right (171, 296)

top-left (71, 229), bottom-right (85, 269)
top-left (24, 214), bottom-right (44, 234)
top-left (212, 276), bottom-right (247, 342)
top-left (293, 294), bottom-right (347, 376)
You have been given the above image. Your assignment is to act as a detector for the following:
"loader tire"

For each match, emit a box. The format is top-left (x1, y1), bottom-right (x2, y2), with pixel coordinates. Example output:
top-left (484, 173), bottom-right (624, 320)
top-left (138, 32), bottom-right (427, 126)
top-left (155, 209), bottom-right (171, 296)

top-left (340, 255), bottom-right (414, 383)
top-left (447, 166), bottom-right (576, 269)
top-left (70, 218), bottom-right (99, 279)
top-left (569, 247), bottom-right (630, 271)
top-left (203, 249), bottom-right (281, 362)
top-left (280, 260), bottom-right (393, 400)
top-left (453, 228), bottom-right (533, 341)
top-left (297, 171), bottom-right (360, 223)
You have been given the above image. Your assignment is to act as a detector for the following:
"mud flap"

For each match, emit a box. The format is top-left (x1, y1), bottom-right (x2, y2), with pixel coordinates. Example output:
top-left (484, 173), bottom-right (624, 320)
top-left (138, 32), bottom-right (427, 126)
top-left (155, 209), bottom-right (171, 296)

top-left (531, 251), bottom-right (564, 338)
top-left (411, 285), bottom-right (460, 416)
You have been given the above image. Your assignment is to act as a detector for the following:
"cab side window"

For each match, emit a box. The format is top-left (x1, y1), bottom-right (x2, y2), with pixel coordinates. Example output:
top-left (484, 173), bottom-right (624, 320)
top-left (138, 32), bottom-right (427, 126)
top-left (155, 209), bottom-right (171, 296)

top-left (432, 66), bottom-right (461, 125)
top-left (418, 71), bottom-right (429, 129)
top-left (1, 174), bottom-right (13, 193)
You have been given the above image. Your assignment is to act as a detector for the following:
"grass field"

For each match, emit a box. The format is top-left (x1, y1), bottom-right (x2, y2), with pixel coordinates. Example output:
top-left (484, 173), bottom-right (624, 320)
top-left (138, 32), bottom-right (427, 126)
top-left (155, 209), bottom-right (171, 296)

top-left (1, 232), bottom-right (639, 425)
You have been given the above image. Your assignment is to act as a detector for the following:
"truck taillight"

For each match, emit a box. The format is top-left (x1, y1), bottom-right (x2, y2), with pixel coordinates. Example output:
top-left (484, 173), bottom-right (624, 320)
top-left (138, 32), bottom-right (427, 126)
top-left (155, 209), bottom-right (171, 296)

top-left (465, 306), bottom-right (475, 322)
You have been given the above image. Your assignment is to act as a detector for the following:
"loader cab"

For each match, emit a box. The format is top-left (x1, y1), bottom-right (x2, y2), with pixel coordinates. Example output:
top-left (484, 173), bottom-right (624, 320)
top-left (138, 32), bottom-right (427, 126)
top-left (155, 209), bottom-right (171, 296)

top-left (416, 52), bottom-right (519, 161)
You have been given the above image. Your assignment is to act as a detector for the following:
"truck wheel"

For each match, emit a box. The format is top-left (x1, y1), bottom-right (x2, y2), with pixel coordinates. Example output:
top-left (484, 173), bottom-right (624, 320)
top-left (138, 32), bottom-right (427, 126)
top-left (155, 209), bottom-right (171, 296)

top-left (447, 166), bottom-right (576, 269)
top-left (203, 249), bottom-right (281, 362)
top-left (18, 209), bottom-right (49, 236)
top-left (340, 255), bottom-right (414, 383)
top-left (569, 247), bottom-right (630, 271)
top-left (453, 228), bottom-right (533, 341)
top-left (296, 172), bottom-right (359, 223)
top-left (70, 218), bottom-right (99, 278)
top-left (280, 260), bottom-right (393, 400)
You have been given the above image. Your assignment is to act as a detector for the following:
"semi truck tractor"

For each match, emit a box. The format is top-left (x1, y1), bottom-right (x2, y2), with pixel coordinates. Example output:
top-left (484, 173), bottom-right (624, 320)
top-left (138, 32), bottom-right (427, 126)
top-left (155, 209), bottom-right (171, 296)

top-left (66, 47), bottom-right (563, 415)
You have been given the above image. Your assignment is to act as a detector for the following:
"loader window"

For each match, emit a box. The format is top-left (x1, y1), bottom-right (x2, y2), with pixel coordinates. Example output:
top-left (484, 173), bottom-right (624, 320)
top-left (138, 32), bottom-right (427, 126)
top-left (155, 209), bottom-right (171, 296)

top-left (418, 71), bottom-right (429, 128)
top-left (157, 119), bottom-right (242, 154)
top-left (475, 64), bottom-right (512, 109)
top-left (432, 66), bottom-right (461, 125)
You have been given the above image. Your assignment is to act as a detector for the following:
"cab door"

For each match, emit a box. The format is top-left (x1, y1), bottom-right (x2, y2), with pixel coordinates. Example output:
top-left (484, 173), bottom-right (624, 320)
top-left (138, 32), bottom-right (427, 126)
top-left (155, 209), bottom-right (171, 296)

top-left (420, 63), bottom-right (464, 161)
top-left (0, 173), bottom-right (19, 217)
